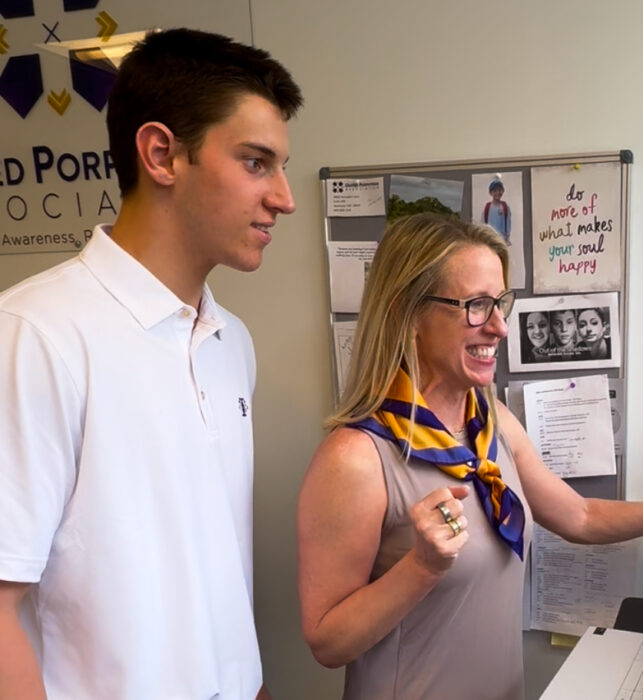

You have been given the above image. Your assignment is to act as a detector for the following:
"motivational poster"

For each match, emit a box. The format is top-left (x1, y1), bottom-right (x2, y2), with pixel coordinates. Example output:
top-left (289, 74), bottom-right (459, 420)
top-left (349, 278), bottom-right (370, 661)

top-left (531, 163), bottom-right (621, 294)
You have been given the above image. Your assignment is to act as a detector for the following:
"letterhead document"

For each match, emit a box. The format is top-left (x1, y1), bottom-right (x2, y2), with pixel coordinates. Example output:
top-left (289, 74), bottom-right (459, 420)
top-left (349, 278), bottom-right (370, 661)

top-left (326, 178), bottom-right (385, 217)
top-left (524, 374), bottom-right (616, 478)
top-left (507, 377), bottom-right (624, 457)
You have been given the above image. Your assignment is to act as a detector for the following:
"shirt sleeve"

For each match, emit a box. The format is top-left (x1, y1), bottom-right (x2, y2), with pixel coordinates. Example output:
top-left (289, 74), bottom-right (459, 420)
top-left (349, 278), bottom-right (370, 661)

top-left (0, 311), bottom-right (82, 582)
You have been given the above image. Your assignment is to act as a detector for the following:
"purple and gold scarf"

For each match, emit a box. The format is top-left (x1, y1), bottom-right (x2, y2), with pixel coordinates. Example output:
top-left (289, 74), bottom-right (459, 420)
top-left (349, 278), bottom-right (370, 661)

top-left (351, 368), bottom-right (525, 558)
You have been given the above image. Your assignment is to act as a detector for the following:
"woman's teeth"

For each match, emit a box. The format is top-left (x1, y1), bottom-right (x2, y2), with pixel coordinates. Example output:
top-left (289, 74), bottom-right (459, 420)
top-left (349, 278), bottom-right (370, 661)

top-left (467, 345), bottom-right (496, 359)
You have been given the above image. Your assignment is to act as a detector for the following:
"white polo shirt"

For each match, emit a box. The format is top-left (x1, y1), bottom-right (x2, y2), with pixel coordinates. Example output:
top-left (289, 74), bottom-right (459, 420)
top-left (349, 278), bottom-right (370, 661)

top-left (0, 226), bottom-right (262, 699)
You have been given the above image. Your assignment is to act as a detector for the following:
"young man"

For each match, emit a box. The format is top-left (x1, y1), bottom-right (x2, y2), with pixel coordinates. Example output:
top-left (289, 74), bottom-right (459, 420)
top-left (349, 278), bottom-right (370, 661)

top-left (0, 29), bottom-right (302, 700)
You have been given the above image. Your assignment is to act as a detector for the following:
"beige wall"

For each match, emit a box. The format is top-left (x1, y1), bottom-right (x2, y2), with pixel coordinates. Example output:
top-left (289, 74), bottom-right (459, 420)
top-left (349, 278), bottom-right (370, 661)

top-left (216, 2), bottom-right (643, 698)
top-left (2, 1), bottom-right (643, 698)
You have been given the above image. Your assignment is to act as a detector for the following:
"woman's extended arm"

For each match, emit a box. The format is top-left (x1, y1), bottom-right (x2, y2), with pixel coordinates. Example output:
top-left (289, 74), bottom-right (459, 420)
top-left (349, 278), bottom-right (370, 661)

top-left (297, 427), bottom-right (469, 668)
top-left (498, 401), bottom-right (643, 544)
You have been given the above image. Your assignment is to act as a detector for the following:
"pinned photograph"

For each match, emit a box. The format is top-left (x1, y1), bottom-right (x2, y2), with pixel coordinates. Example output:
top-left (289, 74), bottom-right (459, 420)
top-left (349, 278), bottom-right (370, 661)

top-left (387, 175), bottom-right (463, 222)
top-left (507, 292), bottom-right (620, 372)
top-left (472, 171), bottom-right (525, 288)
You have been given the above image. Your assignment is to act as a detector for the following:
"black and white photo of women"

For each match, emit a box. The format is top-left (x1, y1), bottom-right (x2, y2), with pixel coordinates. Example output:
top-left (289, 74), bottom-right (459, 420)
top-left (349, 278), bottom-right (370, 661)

top-left (518, 306), bottom-right (612, 365)
top-left (577, 307), bottom-right (611, 359)
top-left (520, 311), bottom-right (551, 363)
top-left (509, 293), bottom-right (620, 373)
top-left (549, 309), bottom-right (580, 361)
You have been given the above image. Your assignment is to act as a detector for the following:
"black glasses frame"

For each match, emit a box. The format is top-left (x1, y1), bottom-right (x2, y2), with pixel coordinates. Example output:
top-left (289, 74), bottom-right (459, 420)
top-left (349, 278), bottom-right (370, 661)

top-left (423, 289), bottom-right (516, 327)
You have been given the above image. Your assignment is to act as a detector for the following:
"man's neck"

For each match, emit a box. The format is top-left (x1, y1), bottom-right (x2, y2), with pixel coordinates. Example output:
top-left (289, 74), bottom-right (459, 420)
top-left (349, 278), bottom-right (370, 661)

top-left (110, 196), bottom-right (206, 309)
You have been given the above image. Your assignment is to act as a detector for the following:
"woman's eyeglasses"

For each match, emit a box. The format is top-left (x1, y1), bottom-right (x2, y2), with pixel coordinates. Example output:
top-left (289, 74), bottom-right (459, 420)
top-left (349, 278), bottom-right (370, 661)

top-left (423, 290), bottom-right (516, 327)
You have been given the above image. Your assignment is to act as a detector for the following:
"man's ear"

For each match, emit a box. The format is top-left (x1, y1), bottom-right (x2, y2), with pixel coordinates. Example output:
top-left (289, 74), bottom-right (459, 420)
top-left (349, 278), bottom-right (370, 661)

top-left (135, 122), bottom-right (182, 187)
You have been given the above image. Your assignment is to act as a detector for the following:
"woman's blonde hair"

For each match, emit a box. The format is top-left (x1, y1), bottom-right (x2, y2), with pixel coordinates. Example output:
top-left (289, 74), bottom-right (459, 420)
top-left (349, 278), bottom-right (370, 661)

top-left (327, 213), bottom-right (509, 429)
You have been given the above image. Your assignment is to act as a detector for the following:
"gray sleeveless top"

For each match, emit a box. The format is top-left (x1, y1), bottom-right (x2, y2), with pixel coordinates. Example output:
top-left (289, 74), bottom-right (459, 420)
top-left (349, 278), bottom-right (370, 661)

top-left (343, 431), bottom-right (533, 700)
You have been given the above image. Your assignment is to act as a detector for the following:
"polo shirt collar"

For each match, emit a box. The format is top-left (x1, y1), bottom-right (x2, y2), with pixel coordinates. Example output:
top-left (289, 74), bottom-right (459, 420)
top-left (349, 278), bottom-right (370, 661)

top-left (80, 224), bottom-right (226, 333)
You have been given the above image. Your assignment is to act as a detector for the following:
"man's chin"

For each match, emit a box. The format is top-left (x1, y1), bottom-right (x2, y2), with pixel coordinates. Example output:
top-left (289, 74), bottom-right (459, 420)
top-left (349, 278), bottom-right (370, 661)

top-left (225, 253), bottom-right (264, 273)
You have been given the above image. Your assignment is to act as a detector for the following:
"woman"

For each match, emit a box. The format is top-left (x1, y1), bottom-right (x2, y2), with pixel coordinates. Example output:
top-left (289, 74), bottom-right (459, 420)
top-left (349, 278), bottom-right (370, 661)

top-left (522, 310), bottom-right (550, 362)
top-left (577, 307), bottom-right (610, 359)
top-left (298, 214), bottom-right (643, 700)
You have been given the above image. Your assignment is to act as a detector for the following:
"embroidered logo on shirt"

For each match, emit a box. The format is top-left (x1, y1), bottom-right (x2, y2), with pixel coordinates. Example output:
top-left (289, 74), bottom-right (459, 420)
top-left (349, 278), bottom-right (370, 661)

top-left (238, 397), bottom-right (248, 417)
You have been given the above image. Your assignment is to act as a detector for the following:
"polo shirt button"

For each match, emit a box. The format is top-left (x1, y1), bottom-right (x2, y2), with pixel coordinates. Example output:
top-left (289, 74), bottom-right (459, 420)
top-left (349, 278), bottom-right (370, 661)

top-left (180, 308), bottom-right (191, 318)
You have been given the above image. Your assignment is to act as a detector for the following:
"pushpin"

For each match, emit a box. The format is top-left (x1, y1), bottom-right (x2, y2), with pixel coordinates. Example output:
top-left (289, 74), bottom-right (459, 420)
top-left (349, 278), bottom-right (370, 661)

top-left (572, 163), bottom-right (581, 171)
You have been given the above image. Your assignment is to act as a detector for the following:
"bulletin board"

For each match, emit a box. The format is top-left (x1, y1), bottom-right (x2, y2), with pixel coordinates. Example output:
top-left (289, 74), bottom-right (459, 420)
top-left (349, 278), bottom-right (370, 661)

top-left (320, 150), bottom-right (635, 636)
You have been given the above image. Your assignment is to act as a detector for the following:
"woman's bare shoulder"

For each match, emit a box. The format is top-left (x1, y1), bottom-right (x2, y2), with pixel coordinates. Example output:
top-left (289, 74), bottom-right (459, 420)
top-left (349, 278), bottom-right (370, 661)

top-left (303, 426), bottom-right (385, 499)
top-left (314, 426), bottom-right (379, 461)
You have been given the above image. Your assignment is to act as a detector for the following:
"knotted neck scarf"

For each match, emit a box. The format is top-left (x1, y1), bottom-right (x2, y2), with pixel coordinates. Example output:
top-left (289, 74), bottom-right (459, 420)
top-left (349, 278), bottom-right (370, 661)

top-left (351, 368), bottom-right (525, 559)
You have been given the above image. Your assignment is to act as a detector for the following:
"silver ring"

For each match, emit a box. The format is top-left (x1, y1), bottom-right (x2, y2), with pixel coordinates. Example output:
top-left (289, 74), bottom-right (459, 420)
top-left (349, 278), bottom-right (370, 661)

top-left (447, 518), bottom-right (462, 537)
top-left (436, 502), bottom-right (452, 523)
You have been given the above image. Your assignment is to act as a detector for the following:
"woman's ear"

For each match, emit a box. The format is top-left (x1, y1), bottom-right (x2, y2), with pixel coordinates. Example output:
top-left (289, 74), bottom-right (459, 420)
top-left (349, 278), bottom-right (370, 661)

top-left (410, 298), bottom-right (428, 336)
top-left (135, 121), bottom-right (181, 187)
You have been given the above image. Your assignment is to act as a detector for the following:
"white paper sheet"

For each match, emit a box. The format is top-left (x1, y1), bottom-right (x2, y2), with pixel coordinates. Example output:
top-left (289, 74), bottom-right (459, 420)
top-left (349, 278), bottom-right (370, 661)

top-left (524, 375), bottom-right (616, 478)
top-left (540, 627), bottom-right (643, 699)
top-left (531, 162), bottom-right (621, 294)
top-left (327, 241), bottom-right (377, 313)
top-left (531, 526), bottom-right (637, 636)
top-left (608, 378), bottom-right (626, 457)
top-left (332, 320), bottom-right (357, 397)
top-left (507, 378), bottom-right (625, 457)
top-left (325, 177), bottom-right (385, 217)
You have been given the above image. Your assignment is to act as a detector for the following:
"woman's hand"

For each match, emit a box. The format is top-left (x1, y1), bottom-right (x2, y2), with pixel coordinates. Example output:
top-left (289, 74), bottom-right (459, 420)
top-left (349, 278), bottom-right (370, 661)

top-left (409, 485), bottom-right (470, 575)
top-left (499, 400), bottom-right (643, 545)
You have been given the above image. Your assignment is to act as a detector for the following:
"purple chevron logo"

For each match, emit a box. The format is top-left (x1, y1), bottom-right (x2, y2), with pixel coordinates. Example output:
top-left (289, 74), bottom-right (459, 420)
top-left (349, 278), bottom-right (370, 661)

top-left (0, 0), bottom-right (118, 118)
top-left (0, 1), bottom-right (34, 19)
top-left (0, 53), bottom-right (42, 117)
top-left (69, 48), bottom-right (116, 111)
top-left (63, 0), bottom-right (99, 9)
